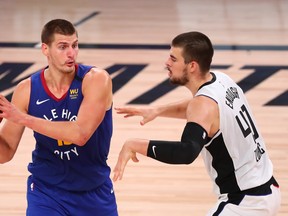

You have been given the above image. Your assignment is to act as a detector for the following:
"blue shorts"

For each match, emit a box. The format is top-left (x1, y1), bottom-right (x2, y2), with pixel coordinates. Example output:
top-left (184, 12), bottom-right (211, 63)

top-left (26, 175), bottom-right (118, 216)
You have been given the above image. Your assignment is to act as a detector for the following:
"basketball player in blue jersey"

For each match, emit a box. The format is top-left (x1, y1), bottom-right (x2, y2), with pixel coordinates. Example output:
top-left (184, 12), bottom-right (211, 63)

top-left (0, 19), bottom-right (118, 215)
top-left (113, 32), bottom-right (281, 215)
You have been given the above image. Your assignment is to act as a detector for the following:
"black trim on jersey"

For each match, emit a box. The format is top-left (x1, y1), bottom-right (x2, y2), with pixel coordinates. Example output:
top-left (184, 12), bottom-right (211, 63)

top-left (242, 176), bottom-right (278, 195)
top-left (212, 176), bottom-right (278, 215)
top-left (198, 72), bottom-right (216, 91)
top-left (212, 193), bottom-right (245, 215)
top-left (206, 133), bottom-right (240, 194)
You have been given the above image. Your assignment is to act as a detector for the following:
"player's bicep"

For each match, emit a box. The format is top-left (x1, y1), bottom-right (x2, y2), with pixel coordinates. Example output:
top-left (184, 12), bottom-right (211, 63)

top-left (77, 69), bottom-right (112, 133)
top-left (186, 96), bottom-right (218, 137)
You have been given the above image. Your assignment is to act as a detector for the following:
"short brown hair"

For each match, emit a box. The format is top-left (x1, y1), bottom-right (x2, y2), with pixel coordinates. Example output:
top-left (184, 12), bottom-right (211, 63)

top-left (172, 31), bottom-right (214, 73)
top-left (41, 19), bottom-right (78, 45)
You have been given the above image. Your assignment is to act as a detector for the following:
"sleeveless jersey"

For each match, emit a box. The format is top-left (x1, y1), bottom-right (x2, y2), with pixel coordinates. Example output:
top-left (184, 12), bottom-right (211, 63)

top-left (196, 71), bottom-right (273, 196)
top-left (27, 64), bottom-right (113, 192)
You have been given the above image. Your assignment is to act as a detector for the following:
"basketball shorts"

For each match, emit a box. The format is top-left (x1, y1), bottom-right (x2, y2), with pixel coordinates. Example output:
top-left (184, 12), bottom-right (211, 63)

top-left (207, 177), bottom-right (281, 216)
top-left (26, 175), bottom-right (118, 216)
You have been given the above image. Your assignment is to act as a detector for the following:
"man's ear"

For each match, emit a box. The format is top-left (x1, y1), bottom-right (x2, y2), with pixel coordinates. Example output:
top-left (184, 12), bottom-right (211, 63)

top-left (41, 43), bottom-right (49, 56)
top-left (189, 61), bottom-right (199, 72)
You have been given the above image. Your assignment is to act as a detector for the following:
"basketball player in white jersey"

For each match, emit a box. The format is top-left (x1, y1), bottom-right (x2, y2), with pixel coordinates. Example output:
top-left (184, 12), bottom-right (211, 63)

top-left (113, 31), bottom-right (281, 215)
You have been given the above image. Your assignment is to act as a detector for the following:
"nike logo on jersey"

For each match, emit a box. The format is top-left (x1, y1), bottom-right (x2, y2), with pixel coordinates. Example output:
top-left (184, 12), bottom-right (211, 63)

top-left (202, 131), bottom-right (206, 140)
top-left (36, 99), bottom-right (50, 105)
top-left (152, 145), bottom-right (157, 158)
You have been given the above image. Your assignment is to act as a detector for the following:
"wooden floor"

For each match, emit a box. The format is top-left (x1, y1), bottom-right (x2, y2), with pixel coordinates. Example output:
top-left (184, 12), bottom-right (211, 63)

top-left (0, 0), bottom-right (287, 215)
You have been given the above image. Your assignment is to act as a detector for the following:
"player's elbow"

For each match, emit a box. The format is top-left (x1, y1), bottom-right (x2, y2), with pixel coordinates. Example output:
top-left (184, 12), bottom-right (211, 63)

top-left (0, 151), bottom-right (15, 164)
top-left (73, 137), bottom-right (88, 147)
top-left (178, 152), bottom-right (197, 164)
top-left (0, 158), bottom-right (11, 164)
top-left (73, 130), bottom-right (91, 146)
top-left (177, 142), bottom-right (201, 164)
top-left (181, 155), bottom-right (195, 164)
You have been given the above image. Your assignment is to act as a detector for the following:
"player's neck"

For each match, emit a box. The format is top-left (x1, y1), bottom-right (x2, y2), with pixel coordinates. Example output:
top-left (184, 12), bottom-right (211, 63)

top-left (188, 72), bottom-right (213, 95)
top-left (44, 68), bottom-right (74, 98)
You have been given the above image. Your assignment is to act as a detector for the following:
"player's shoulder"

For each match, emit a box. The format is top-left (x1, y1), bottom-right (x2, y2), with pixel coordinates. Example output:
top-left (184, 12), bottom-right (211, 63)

top-left (85, 67), bottom-right (111, 82)
top-left (88, 67), bottom-right (109, 75)
top-left (190, 95), bottom-right (217, 110)
top-left (15, 77), bottom-right (31, 92)
top-left (11, 77), bottom-right (31, 111)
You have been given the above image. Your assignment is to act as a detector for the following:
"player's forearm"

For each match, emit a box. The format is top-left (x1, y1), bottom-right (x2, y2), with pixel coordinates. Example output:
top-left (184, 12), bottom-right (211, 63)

top-left (22, 114), bottom-right (89, 146)
top-left (156, 98), bottom-right (190, 119)
top-left (0, 136), bottom-right (15, 163)
top-left (124, 138), bottom-right (149, 156)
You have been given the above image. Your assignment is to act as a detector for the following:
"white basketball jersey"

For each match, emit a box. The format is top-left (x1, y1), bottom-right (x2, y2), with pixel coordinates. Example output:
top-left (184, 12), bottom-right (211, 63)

top-left (196, 71), bottom-right (273, 196)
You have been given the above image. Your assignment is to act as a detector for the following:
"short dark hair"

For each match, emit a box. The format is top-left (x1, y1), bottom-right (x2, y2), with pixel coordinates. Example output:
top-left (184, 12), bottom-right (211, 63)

top-left (41, 19), bottom-right (78, 45)
top-left (172, 31), bottom-right (214, 73)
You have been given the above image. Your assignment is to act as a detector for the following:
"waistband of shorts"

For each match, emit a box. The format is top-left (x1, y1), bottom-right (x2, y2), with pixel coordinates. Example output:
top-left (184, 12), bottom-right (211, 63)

top-left (240, 176), bottom-right (279, 196)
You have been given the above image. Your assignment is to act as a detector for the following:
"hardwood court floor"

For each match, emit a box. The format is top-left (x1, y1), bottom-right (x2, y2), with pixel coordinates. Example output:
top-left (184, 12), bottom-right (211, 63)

top-left (0, 0), bottom-right (287, 215)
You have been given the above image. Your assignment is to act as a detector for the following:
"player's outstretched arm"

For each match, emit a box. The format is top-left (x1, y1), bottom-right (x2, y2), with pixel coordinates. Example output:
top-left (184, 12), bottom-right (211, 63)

top-left (115, 98), bottom-right (191, 125)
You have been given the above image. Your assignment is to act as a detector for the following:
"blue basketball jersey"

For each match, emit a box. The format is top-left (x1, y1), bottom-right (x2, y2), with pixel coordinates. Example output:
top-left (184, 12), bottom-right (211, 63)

top-left (27, 64), bottom-right (113, 192)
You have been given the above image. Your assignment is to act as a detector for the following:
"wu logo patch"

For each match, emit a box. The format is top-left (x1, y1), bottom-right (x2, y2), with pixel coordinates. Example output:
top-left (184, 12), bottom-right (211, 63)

top-left (69, 88), bottom-right (79, 99)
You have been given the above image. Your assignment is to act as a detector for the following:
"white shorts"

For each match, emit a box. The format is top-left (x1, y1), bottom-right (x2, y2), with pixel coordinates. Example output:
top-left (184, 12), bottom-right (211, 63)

top-left (207, 179), bottom-right (281, 216)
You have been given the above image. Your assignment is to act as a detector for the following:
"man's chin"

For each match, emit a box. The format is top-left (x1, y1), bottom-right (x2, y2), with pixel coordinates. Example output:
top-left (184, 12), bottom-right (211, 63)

top-left (169, 78), bottom-right (186, 86)
top-left (63, 64), bottom-right (75, 72)
top-left (169, 79), bottom-right (179, 85)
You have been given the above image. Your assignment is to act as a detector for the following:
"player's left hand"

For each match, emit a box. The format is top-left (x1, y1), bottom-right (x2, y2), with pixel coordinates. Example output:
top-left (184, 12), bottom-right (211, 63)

top-left (113, 142), bottom-right (139, 182)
